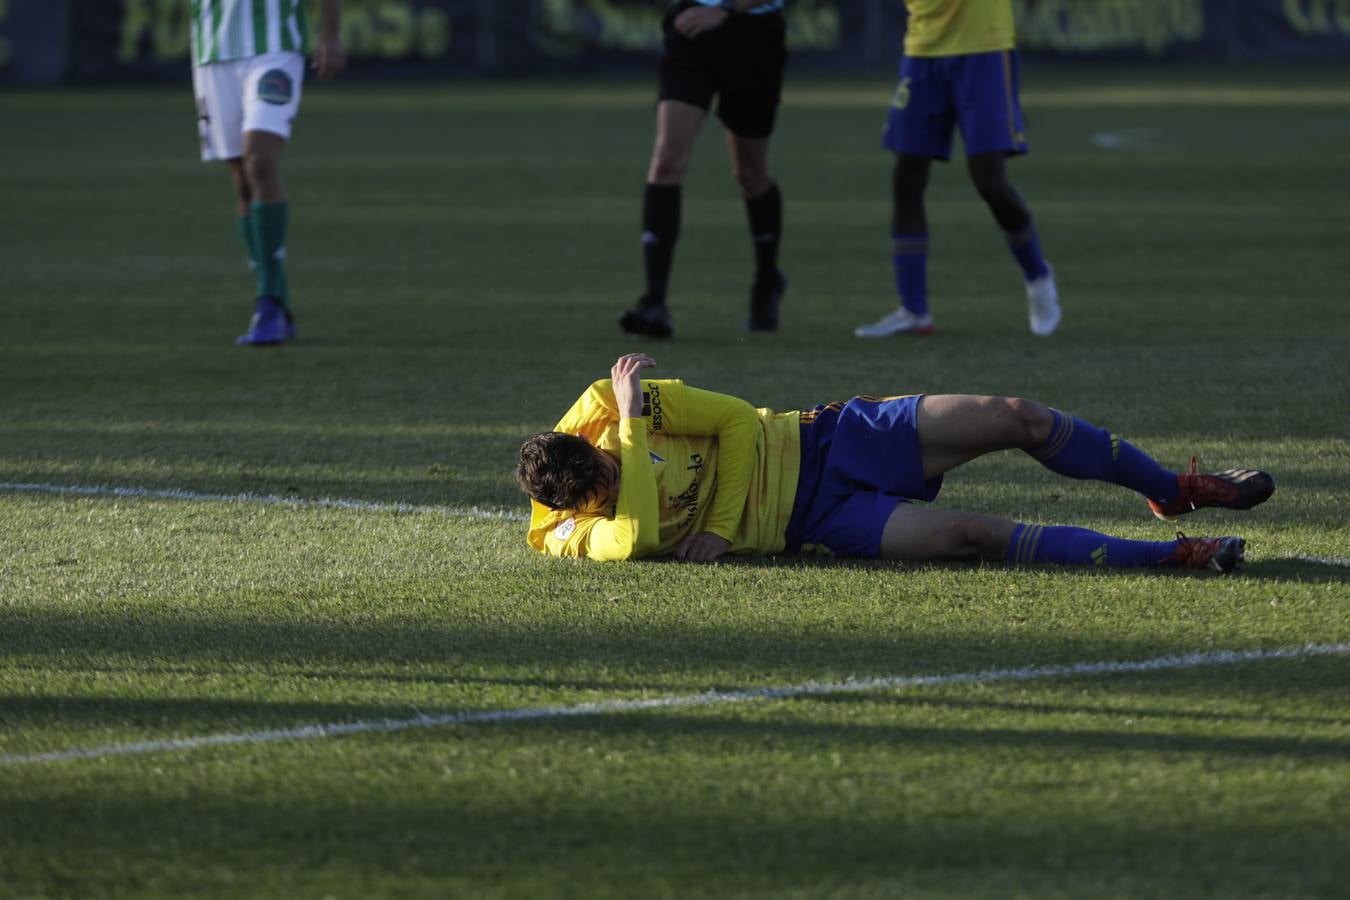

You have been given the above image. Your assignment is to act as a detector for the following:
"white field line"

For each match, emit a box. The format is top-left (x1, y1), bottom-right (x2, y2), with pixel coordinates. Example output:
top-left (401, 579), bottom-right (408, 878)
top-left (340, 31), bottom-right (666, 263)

top-left (0, 481), bottom-right (527, 522)
top-left (3, 644), bottom-right (1347, 768)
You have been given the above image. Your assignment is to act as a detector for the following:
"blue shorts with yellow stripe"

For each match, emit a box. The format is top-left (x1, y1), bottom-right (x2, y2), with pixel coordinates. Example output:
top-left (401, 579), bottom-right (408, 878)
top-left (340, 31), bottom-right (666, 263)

top-left (882, 49), bottom-right (1028, 160)
top-left (784, 394), bottom-right (943, 558)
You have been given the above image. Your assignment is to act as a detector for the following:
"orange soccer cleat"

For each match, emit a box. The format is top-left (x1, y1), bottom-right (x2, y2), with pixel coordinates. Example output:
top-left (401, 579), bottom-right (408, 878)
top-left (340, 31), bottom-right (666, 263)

top-left (1147, 457), bottom-right (1275, 521)
top-left (1160, 533), bottom-right (1246, 574)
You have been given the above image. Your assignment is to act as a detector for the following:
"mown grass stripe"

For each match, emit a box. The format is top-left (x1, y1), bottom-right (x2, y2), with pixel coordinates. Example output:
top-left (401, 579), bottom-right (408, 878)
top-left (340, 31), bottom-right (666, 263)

top-left (0, 481), bottom-right (527, 522)
top-left (4, 482), bottom-right (1347, 565)
top-left (4, 644), bottom-right (1346, 767)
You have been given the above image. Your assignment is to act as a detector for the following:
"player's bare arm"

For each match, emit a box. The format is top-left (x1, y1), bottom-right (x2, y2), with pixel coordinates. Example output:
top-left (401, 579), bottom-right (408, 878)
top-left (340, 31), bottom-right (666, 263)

top-left (313, 0), bottom-right (347, 79)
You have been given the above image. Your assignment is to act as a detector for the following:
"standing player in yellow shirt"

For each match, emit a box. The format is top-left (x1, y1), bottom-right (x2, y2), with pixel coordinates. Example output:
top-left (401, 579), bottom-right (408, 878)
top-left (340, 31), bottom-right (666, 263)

top-left (855, 0), bottom-right (1062, 338)
top-left (517, 355), bottom-right (1274, 572)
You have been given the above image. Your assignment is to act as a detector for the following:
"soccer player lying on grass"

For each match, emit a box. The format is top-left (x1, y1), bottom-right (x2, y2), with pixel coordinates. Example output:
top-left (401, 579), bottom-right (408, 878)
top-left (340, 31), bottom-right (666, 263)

top-left (517, 354), bottom-right (1275, 572)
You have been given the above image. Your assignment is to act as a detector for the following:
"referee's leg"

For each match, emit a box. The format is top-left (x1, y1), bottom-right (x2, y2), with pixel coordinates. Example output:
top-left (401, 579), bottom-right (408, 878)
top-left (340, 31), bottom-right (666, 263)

top-left (728, 131), bottom-right (785, 330)
top-left (647, 99), bottom-right (705, 185)
top-left (725, 132), bottom-right (771, 197)
top-left (621, 100), bottom-right (707, 337)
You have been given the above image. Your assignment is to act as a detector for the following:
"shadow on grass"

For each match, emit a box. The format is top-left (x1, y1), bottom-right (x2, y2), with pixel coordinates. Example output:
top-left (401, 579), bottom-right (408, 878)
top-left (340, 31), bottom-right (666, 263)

top-left (0, 607), bottom-right (1311, 679)
top-left (665, 552), bottom-right (1350, 585)
top-left (1243, 557), bottom-right (1350, 584)
top-left (2, 777), bottom-right (1347, 898)
top-left (492, 709), bottom-right (1350, 761)
top-left (0, 694), bottom-right (440, 736)
top-left (2, 605), bottom-right (1346, 744)
top-left (2, 659), bottom-right (696, 695)
top-left (6, 657), bottom-right (1345, 750)
top-left (813, 688), bottom-right (1350, 729)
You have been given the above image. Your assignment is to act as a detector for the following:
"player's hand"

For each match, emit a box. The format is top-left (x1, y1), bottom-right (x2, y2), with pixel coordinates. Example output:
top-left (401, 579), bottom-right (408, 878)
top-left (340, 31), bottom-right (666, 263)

top-left (673, 6), bottom-right (730, 38)
top-left (675, 532), bottom-right (731, 563)
top-left (312, 34), bottom-right (347, 79)
top-left (611, 353), bottom-right (656, 420)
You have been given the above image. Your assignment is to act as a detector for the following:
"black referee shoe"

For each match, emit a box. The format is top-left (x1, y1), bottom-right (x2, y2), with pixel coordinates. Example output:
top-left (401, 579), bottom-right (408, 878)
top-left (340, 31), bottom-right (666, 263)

top-left (619, 297), bottom-right (674, 339)
top-left (747, 270), bottom-right (787, 333)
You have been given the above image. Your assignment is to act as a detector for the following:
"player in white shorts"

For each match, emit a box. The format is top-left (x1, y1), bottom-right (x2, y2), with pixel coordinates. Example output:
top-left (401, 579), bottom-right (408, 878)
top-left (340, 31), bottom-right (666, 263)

top-left (190, 0), bottom-right (345, 345)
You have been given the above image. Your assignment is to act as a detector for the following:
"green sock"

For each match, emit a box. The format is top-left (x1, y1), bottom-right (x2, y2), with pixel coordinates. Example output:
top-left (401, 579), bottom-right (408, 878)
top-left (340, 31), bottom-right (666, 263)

top-left (249, 200), bottom-right (289, 311)
top-left (237, 214), bottom-right (260, 271)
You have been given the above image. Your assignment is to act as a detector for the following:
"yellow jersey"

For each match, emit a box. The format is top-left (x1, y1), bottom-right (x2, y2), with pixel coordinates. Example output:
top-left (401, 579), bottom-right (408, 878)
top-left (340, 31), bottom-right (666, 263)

top-left (903, 0), bottom-right (1016, 57)
top-left (526, 379), bottom-right (801, 561)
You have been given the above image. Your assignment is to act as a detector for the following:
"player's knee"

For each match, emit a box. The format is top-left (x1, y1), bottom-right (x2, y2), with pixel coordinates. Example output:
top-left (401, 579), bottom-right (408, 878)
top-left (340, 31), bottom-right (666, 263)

top-left (648, 157), bottom-right (687, 183)
top-left (894, 154), bottom-right (928, 176)
top-left (940, 516), bottom-right (1000, 559)
top-left (733, 165), bottom-right (770, 197)
top-left (892, 156), bottom-right (928, 196)
top-left (1002, 397), bottom-right (1053, 445)
top-left (648, 146), bottom-right (691, 183)
top-left (242, 151), bottom-right (278, 190)
top-left (966, 153), bottom-right (1006, 192)
top-left (968, 159), bottom-right (1020, 212)
top-left (972, 174), bottom-right (1014, 205)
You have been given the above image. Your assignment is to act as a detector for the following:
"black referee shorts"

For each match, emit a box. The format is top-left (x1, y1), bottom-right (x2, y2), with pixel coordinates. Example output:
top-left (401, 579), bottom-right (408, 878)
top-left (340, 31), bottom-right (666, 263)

top-left (657, 1), bottom-right (788, 139)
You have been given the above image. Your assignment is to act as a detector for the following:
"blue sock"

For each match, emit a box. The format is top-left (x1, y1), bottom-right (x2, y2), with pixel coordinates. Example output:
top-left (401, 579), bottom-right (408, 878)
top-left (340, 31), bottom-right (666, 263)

top-left (1029, 409), bottom-right (1178, 502)
top-left (892, 232), bottom-right (929, 315)
top-left (1007, 523), bottom-right (1178, 568)
top-left (1005, 220), bottom-right (1049, 281)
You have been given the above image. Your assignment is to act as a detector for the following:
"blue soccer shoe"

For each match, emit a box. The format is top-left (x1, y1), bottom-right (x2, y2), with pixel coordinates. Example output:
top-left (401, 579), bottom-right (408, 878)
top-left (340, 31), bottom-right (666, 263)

top-left (234, 296), bottom-right (296, 346)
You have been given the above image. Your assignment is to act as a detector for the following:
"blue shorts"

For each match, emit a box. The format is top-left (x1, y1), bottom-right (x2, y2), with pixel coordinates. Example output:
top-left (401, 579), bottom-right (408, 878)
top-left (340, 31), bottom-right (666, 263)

top-left (784, 395), bottom-right (944, 558)
top-left (882, 50), bottom-right (1028, 161)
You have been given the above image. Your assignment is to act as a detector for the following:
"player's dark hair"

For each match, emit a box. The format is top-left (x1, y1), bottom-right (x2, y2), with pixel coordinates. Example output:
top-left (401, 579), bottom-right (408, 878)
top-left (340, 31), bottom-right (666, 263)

top-left (516, 432), bottom-right (606, 510)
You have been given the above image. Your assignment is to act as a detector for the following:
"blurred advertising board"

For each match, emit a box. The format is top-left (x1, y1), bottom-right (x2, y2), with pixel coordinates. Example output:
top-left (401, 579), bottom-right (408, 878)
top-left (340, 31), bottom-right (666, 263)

top-left (3, 1), bottom-right (1348, 84)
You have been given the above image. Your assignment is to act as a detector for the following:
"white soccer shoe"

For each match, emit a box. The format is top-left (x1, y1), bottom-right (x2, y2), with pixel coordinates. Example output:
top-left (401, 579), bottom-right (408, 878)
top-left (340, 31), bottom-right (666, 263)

top-left (1026, 264), bottom-right (1062, 336)
top-left (854, 306), bottom-right (935, 338)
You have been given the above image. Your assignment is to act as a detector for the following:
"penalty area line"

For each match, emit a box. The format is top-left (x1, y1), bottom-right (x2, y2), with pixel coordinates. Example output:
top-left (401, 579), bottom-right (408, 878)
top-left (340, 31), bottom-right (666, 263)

top-left (3, 643), bottom-right (1347, 767)
top-left (0, 481), bottom-right (527, 523)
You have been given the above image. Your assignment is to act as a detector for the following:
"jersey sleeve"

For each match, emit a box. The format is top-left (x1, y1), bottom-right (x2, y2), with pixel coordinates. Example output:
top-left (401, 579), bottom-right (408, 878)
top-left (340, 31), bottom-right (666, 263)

top-left (528, 418), bottom-right (662, 561)
top-left (552, 379), bottom-right (621, 442)
top-left (656, 384), bottom-right (762, 542)
top-left (580, 418), bottom-right (661, 560)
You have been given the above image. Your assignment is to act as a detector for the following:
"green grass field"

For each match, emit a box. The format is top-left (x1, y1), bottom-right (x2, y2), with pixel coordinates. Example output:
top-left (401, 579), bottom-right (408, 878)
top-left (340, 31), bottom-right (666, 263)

top-left (2, 65), bottom-right (1348, 898)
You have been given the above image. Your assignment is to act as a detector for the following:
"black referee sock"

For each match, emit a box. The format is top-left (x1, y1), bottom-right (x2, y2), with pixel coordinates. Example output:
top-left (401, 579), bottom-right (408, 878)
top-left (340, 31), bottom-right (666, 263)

top-left (641, 183), bottom-right (681, 306)
top-left (744, 183), bottom-right (782, 286)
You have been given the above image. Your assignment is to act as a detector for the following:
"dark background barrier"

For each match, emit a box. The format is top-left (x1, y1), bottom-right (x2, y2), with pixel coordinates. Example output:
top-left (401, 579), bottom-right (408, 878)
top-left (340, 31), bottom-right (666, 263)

top-left (0, 0), bottom-right (73, 84)
top-left (3, 0), bottom-right (1350, 85)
